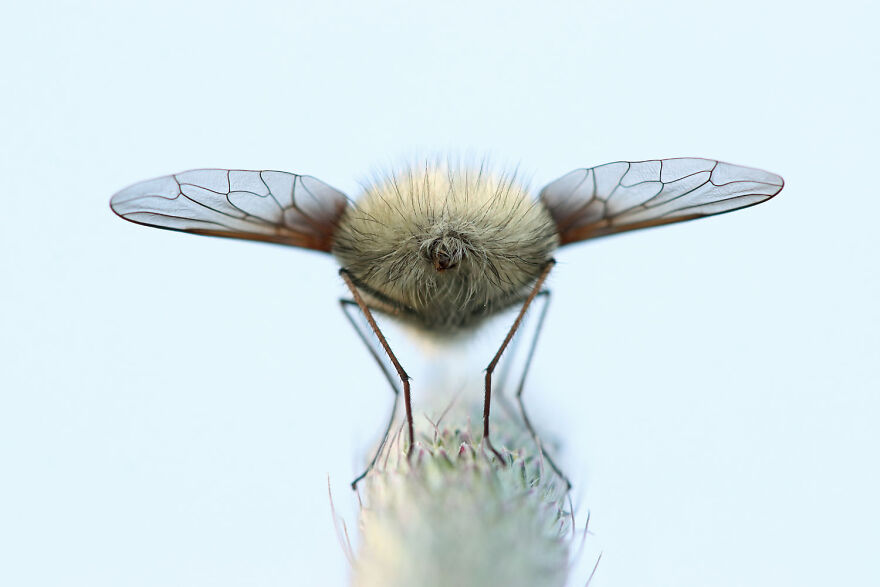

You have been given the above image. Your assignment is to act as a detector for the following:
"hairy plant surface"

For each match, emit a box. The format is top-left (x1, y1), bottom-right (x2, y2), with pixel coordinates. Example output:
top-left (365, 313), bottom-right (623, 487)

top-left (350, 403), bottom-right (572, 587)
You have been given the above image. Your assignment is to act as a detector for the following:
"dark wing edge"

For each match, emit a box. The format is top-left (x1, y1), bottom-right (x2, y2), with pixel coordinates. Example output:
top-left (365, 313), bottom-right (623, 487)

top-left (109, 169), bottom-right (350, 252)
top-left (539, 158), bottom-right (784, 245)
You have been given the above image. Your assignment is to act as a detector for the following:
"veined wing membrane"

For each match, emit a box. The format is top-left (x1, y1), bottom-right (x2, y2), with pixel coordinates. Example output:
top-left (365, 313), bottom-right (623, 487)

top-left (110, 169), bottom-right (350, 252)
top-left (539, 158), bottom-right (784, 245)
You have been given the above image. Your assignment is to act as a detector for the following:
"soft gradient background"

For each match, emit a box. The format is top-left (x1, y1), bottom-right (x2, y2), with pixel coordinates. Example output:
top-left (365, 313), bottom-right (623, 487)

top-left (2, 1), bottom-right (877, 586)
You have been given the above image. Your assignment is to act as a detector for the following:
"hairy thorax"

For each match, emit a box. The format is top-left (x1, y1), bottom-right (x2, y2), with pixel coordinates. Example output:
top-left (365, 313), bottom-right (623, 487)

top-left (332, 164), bottom-right (559, 334)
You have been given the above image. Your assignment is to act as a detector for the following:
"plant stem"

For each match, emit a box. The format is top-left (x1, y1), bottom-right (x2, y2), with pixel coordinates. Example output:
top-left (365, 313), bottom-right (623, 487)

top-left (351, 400), bottom-right (572, 587)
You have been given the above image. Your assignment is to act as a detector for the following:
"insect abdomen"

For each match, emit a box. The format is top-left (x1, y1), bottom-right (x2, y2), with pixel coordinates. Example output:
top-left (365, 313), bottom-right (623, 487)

top-left (332, 163), bottom-right (559, 333)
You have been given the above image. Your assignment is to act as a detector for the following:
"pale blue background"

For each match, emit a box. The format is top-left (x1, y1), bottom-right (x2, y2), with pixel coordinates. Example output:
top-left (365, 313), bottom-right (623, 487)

top-left (1, 1), bottom-right (877, 586)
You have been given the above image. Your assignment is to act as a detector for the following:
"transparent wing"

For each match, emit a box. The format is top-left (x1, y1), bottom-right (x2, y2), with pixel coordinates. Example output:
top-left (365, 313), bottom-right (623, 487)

top-left (110, 169), bottom-right (350, 252)
top-left (539, 158), bottom-right (784, 245)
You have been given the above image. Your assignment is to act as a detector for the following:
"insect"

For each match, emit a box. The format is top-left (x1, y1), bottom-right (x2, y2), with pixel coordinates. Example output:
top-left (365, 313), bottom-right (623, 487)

top-left (111, 157), bottom-right (783, 485)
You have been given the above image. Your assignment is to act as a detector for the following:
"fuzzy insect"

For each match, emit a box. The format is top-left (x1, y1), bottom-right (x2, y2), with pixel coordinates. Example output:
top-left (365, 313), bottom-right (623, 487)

top-left (110, 158), bottom-right (784, 484)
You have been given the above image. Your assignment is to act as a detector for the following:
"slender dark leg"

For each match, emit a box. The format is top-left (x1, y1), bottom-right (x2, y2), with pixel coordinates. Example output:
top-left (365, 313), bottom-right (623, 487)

top-left (511, 289), bottom-right (572, 489)
top-left (493, 314), bottom-right (522, 422)
top-left (340, 299), bottom-right (401, 489)
top-left (483, 259), bottom-right (555, 462)
top-left (339, 270), bottom-right (415, 465)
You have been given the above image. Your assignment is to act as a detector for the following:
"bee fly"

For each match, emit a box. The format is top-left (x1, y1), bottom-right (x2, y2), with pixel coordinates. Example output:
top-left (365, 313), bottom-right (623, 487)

top-left (111, 157), bottom-right (783, 486)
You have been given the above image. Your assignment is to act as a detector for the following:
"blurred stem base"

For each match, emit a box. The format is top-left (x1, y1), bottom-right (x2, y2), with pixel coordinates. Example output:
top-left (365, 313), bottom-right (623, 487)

top-left (350, 401), bottom-right (572, 587)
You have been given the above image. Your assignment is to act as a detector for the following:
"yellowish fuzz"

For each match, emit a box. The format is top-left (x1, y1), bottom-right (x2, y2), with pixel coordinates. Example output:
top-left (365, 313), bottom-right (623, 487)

top-left (332, 164), bottom-right (559, 334)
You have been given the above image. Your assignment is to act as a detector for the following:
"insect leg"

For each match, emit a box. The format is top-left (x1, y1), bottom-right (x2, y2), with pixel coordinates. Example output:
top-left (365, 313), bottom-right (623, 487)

top-left (493, 313), bottom-right (523, 422)
top-left (511, 289), bottom-right (572, 490)
top-left (339, 269), bottom-right (416, 463)
top-left (483, 259), bottom-right (556, 462)
top-left (339, 299), bottom-right (401, 490)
